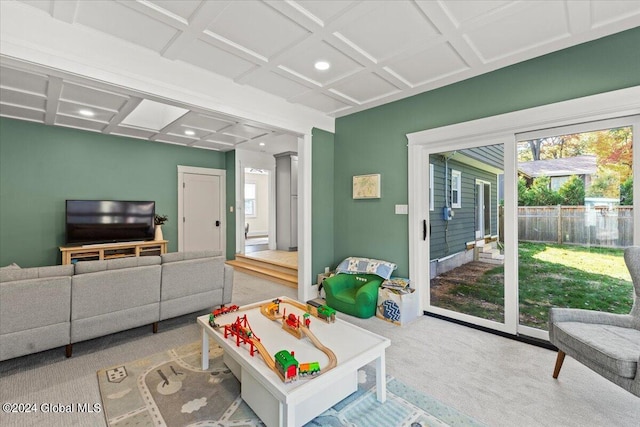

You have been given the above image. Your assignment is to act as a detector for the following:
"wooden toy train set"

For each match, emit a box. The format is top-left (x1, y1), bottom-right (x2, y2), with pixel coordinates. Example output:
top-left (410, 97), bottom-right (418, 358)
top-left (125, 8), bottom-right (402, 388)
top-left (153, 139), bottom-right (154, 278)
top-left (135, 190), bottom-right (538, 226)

top-left (208, 298), bottom-right (337, 383)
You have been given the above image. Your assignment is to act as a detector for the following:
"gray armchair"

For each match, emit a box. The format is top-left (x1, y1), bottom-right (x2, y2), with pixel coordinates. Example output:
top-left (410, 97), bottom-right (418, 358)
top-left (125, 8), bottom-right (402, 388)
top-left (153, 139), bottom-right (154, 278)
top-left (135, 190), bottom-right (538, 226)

top-left (549, 246), bottom-right (640, 397)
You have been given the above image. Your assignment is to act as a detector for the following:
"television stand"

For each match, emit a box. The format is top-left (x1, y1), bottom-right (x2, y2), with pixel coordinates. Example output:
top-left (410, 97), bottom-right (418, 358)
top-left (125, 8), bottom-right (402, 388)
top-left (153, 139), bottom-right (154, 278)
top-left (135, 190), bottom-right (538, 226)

top-left (59, 240), bottom-right (168, 265)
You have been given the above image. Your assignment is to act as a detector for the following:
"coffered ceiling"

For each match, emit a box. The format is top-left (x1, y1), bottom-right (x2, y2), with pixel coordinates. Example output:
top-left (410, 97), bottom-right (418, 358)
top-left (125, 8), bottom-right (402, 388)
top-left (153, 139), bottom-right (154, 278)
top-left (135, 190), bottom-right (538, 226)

top-left (1, 0), bottom-right (639, 152)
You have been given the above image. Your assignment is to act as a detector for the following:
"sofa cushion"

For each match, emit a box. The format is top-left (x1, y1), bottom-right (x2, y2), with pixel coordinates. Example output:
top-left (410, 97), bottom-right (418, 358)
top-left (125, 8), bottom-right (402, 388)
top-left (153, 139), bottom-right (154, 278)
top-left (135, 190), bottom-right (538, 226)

top-left (0, 263), bottom-right (20, 270)
top-left (161, 250), bottom-right (222, 263)
top-left (0, 276), bottom-right (71, 334)
top-left (0, 264), bottom-right (73, 282)
top-left (554, 321), bottom-right (640, 379)
top-left (74, 256), bottom-right (160, 274)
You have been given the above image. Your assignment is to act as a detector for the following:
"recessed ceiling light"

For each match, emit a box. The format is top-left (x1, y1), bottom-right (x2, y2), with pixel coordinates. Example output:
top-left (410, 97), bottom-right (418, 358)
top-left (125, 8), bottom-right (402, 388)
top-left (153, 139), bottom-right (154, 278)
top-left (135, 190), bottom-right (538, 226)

top-left (259, 142), bottom-right (265, 146)
top-left (314, 61), bottom-right (330, 71)
top-left (79, 109), bottom-right (95, 117)
top-left (184, 130), bottom-right (196, 136)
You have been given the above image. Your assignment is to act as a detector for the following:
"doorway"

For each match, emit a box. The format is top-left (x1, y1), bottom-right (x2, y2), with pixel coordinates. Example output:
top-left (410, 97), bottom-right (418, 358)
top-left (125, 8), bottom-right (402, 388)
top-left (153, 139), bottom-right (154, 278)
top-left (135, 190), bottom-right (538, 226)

top-left (177, 166), bottom-right (226, 253)
top-left (244, 167), bottom-right (271, 254)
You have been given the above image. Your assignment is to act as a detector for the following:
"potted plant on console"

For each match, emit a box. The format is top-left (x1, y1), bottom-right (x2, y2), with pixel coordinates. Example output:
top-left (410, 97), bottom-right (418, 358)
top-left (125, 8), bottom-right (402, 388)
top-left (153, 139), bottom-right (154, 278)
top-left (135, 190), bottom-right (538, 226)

top-left (154, 214), bottom-right (168, 241)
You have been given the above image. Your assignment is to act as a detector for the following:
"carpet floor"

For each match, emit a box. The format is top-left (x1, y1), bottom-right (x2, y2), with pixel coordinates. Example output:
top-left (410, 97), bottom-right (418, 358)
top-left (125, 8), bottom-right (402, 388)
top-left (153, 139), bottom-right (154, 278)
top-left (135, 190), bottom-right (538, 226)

top-left (98, 340), bottom-right (484, 426)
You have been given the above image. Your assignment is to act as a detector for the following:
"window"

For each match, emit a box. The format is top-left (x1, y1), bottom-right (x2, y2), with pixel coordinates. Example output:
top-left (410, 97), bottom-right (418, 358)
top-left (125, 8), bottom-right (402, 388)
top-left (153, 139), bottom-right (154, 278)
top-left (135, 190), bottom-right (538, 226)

top-left (244, 183), bottom-right (256, 217)
top-left (429, 164), bottom-right (434, 211)
top-left (451, 169), bottom-right (461, 208)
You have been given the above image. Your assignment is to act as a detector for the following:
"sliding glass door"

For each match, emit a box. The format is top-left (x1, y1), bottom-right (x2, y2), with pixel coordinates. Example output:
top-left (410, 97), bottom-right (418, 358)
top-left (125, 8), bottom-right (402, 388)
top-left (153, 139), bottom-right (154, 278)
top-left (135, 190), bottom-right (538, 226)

top-left (428, 143), bottom-right (509, 331)
top-left (407, 93), bottom-right (639, 340)
top-left (516, 119), bottom-right (636, 338)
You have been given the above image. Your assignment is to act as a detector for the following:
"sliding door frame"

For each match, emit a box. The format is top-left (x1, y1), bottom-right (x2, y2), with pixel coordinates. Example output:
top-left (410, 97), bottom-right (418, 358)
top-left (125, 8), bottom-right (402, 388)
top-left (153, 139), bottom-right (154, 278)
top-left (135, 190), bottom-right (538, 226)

top-left (407, 86), bottom-right (640, 339)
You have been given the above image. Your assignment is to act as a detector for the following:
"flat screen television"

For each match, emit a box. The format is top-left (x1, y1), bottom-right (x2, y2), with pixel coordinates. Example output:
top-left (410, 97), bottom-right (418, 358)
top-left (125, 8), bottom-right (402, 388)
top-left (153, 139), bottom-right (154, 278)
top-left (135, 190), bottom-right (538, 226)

top-left (65, 200), bottom-right (155, 245)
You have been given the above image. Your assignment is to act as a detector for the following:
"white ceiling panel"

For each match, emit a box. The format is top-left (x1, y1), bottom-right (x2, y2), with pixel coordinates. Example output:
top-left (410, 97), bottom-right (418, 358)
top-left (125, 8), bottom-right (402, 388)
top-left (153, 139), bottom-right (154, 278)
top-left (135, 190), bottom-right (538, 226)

top-left (464, 1), bottom-right (570, 62)
top-left (57, 101), bottom-right (115, 122)
top-left (291, 0), bottom-right (356, 24)
top-left (248, 71), bottom-right (312, 100)
top-left (331, 72), bottom-right (398, 103)
top-left (60, 83), bottom-right (128, 111)
top-left (75, 0), bottom-right (178, 53)
top-left (177, 39), bottom-right (256, 79)
top-left (388, 42), bottom-right (468, 86)
top-left (208, 1), bottom-right (309, 59)
top-left (179, 113), bottom-right (234, 133)
top-left (153, 132), bottom-right (195, 145)
top-left (294, 92), bottom-right (351, 114)
top-left (278, 41), bottom-right (363, 86)
top-left (438, 1), bottom-right (512, 27)
top-left (0, 103), bottom-right (45, 122)
top-left (336, 1), bottom-right (440, 62)
top-left (3, 0), bottom-right (640, 145)
top-left (192, 140), bottom-right (225, 151)
top-left (205, 133), bottom-right (247, 145)
top-left (146, 0), bottom-right (203, 21)
top-left (0, 88), bottom-right (46, 110)
top-left (55, 114), bottom-right (107, 132)
top-left (0, 66), bottom-right (48, 95)
top-left (223, 123), bottom-right (271, 139)
top-left (592, 0), bottom-right (640, 28)
top-left (112, 125), bottom-right (157, 140)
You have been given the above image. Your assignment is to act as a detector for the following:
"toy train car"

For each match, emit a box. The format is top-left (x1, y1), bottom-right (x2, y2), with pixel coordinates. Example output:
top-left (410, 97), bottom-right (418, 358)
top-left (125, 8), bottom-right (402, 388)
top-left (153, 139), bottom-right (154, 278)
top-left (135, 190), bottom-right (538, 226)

top-left (274, 350), bottom-right (321, 382)
top-left (299, 361), bottom-right (321, 377)
top-left (274, 350), bottom-right (299, 382)
top-left (213, 305), bottom-right (239, 317)
top-left (306, 300), bottom-right (336, 323)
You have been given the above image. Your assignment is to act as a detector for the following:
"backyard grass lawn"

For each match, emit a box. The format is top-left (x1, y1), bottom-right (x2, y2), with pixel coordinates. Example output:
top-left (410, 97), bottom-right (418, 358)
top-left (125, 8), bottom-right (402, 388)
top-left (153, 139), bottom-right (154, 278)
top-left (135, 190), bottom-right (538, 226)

top-left (435, 242), bottom-right (634, 330)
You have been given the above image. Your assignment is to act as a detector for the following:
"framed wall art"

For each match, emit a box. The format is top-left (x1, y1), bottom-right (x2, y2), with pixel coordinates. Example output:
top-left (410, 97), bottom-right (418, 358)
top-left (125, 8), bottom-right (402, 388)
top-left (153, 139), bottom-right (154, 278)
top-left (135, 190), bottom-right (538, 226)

top-left (353, 173), bottom-right (381, 199)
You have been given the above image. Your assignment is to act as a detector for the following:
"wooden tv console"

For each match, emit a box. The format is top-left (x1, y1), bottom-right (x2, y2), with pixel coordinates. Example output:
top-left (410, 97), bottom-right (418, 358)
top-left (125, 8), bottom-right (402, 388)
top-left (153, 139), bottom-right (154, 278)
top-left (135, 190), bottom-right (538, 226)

top-left (59, 240), bottom-right (168, 265)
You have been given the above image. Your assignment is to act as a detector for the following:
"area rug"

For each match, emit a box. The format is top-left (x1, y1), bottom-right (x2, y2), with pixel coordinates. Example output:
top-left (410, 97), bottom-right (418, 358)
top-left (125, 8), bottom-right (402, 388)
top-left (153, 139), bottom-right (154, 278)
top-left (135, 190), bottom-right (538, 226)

top-left (98, 341), bottom-right (484, 427)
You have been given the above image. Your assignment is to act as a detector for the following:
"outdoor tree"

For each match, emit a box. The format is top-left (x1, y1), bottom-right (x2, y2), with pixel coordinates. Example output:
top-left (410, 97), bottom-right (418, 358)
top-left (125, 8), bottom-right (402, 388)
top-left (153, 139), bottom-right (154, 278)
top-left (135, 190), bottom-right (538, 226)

top-left (620, 176), bottom-right (633, 206)
top-left (558, 175), bottom-right (585, 205)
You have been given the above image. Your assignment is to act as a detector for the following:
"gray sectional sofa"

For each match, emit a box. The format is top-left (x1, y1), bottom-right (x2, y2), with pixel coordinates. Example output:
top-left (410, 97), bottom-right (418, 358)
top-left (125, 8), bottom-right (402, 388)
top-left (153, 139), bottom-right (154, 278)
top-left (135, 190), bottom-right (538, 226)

top-left (0, 251), bottom-right (233, 361)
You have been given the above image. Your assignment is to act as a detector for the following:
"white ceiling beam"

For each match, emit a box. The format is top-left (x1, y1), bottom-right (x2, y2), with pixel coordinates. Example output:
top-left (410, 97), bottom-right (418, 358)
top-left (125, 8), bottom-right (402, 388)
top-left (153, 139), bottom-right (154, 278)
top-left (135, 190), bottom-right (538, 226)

top-left (102, 96), bottom-right (143, 134)
top-left (44, 76), bottom-right (62, 125)
top-left (161, 1), bottom-right (231, 60)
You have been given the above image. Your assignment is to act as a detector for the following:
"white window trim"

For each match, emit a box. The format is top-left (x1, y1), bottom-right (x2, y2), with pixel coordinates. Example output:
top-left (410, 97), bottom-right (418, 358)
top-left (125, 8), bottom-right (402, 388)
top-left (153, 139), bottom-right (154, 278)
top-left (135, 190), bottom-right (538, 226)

top-left (429, 164), bottom-right (434, 211)
top-left (244, 182), bottom-right (257, 218)
top-left (451, 169), bottom-right (461, 209)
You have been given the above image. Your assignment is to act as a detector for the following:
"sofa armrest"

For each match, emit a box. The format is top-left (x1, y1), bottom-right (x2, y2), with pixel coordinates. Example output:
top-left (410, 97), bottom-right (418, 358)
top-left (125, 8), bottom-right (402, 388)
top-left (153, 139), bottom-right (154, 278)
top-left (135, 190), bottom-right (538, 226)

top-left (323, 274), bottom-right (354, 298)
top-left (355, 277), bottom-right (383, 306)
top-left (223, 264), bottom-right (234, 305)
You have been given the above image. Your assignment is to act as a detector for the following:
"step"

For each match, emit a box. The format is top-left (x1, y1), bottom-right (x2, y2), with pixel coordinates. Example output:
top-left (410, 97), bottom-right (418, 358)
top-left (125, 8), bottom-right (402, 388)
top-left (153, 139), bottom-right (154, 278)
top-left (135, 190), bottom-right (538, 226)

top-left (479, 251), bottom-right (500, 259)
top-left (226, 259), bottom-right (297, 288)
top-left (234, 254), bottom-right (297, 276)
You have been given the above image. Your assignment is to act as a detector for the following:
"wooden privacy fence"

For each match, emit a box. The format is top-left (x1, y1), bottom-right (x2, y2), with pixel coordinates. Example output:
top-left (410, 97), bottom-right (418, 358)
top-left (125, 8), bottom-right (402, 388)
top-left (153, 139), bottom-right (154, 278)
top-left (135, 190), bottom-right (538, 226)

top-left (517, 206), bottom-right (633, 248)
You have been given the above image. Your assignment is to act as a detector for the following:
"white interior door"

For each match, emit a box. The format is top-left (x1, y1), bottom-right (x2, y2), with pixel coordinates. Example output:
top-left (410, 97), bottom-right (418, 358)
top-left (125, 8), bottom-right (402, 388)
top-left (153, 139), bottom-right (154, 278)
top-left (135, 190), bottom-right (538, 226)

top-left (178, 166), bottom-right (225, 253)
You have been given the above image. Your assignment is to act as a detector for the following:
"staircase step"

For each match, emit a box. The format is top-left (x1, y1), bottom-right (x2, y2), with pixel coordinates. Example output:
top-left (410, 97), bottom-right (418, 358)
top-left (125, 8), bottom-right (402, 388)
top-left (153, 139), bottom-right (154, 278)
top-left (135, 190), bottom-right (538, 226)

top-left (226, 260), bottom-right (297, 288)
top-left (235, 254), bottom-right (297, 276)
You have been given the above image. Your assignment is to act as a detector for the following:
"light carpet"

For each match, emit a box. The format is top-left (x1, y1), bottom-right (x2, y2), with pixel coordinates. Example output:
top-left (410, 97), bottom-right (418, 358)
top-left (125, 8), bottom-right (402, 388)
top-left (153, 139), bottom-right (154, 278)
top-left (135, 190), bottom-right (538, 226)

top-left (98, 340), bottom-right (485, 427)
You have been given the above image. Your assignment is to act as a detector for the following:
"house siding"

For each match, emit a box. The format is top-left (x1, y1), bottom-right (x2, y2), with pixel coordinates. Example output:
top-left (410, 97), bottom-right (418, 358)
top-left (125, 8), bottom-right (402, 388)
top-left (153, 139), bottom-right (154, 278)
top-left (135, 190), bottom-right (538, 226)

top-left (430, 158), bottom-right (498, 260)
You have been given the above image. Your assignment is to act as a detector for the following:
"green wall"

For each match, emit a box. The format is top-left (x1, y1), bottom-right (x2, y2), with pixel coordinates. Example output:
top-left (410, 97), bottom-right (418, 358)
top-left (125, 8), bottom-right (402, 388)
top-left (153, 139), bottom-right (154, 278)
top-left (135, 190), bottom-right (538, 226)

top-left (0, 118), bottom-right (228, 267)
top-left (311, 128), bottom-right (335, 282)
top-left (333, 27), bottom-right (640, 278)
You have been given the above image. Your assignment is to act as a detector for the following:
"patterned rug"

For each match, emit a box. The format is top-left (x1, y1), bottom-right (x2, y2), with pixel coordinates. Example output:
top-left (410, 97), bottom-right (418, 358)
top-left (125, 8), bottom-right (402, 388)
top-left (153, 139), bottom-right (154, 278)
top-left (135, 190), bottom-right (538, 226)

top-left (97, 341), bottom-right (484, 427)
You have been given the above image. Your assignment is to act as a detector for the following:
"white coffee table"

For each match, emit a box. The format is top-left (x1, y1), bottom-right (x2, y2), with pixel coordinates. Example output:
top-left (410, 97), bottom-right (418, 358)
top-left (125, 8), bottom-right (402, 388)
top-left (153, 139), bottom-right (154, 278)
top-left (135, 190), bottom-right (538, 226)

top-left (197, 297), bottom-right (390, 427)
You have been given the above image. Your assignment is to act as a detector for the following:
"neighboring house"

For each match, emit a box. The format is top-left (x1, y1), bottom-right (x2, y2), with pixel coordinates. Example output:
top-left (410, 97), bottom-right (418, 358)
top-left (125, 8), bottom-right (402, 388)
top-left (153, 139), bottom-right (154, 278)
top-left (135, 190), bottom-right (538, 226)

top-left (429, 146), bottom-right (504, 275)
top-left (518, 155), bottom-right (597, 191)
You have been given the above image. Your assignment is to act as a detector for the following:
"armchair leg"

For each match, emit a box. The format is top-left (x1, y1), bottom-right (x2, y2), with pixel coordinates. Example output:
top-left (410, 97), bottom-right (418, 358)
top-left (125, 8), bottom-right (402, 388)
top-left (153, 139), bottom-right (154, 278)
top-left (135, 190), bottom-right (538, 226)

top-left (65, 344), bottom-right (72, 358)
top-left (553, 350), bottom-right (566, 378)
top-left (152, 322), bottom-right (158, 334)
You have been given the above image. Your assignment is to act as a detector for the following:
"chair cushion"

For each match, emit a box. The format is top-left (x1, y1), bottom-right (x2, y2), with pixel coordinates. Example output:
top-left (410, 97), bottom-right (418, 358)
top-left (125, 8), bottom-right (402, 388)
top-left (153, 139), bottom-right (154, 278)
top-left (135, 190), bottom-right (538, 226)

top-left (553, 321), bottom-right (640, 379)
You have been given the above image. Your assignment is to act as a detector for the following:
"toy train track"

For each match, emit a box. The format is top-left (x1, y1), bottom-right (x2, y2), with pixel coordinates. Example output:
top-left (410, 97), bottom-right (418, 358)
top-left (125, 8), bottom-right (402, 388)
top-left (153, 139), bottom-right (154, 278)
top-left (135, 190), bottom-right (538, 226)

top-left (217, 297), bottom-right (337, 382)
